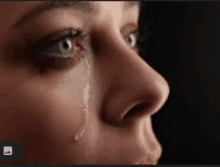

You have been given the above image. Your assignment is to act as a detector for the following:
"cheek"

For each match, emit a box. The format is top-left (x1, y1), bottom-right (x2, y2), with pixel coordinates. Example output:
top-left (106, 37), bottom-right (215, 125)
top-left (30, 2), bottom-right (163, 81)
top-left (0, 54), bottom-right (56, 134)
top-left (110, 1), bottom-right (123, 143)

top-left (22, 61), bottom-right (92, 140)
top-left (45, 86), bottom-right (87, 139)
top-left (0, 45), bottom-right (93, 161)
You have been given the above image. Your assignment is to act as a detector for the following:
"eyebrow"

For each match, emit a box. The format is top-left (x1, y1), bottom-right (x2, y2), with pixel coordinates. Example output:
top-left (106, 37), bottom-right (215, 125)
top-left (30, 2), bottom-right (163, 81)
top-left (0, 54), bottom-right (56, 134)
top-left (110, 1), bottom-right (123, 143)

top-left (13, 1), bottom-right (140, 29)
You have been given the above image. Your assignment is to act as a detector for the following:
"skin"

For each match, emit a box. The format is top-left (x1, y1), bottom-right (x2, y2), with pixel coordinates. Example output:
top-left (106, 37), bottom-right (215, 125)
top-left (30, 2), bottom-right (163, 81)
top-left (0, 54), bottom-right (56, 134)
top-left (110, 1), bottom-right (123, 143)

top-left (0, 1), bottom-right (169, 164)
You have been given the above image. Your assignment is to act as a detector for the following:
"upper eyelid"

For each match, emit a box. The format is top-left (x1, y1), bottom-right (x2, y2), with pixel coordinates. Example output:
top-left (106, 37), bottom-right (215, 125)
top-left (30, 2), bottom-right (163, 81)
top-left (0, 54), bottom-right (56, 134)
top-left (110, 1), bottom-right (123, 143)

top-left (121, 23), bottom-right (139, 37)
top-left (126, 29), bottom-right (139, 36)
top-left (46, 29), bottom-right (85, 44)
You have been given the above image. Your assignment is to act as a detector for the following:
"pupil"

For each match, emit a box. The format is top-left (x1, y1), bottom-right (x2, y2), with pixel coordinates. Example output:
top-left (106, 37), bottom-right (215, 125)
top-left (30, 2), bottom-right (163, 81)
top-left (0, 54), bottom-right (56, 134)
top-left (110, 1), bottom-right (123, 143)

top-left (63, 41), bottom-right (69, 49)
top-left (128, 37), bottom-right (132, 43)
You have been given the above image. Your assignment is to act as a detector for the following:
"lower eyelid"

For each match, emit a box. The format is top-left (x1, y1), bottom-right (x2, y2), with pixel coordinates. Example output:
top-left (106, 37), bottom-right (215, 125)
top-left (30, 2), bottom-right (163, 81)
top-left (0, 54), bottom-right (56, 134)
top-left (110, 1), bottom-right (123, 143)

top-left (32, 54), bottom-right (78, 75)
top-left (20, 43), bottom-right (81, 75)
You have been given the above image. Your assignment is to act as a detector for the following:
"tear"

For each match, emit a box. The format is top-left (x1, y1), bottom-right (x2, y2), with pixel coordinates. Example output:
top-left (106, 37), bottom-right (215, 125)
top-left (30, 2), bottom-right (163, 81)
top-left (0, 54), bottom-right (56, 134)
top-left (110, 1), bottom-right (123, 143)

top-left (74, 57), bottom-right (91, 141)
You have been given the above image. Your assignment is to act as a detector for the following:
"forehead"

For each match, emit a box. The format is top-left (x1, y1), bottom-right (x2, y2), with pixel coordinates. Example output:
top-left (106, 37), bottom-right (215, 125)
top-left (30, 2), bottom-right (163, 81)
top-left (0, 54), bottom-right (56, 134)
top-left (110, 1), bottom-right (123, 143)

top-left (93, 1), bottom-right (140, 24)
top-left (36, 1), bottom-right (140, 15)
top-left (8, 1), bottom-right (140, 29)
top-left (94, 1), bottom-right (140, 11)
top-left (0, 1), bottom-right (140, 34)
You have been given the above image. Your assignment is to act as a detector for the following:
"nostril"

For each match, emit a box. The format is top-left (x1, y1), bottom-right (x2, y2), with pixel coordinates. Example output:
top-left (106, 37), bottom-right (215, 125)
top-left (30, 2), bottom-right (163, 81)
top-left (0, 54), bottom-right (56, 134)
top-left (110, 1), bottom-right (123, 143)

top-left (123, 102), bottom-right (150, 120)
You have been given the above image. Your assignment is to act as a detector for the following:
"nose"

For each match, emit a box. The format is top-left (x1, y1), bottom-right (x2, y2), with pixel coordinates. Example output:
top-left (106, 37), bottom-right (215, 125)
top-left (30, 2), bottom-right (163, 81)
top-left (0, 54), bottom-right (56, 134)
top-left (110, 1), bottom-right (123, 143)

top-left (92, 23), bottom-right (170, 126)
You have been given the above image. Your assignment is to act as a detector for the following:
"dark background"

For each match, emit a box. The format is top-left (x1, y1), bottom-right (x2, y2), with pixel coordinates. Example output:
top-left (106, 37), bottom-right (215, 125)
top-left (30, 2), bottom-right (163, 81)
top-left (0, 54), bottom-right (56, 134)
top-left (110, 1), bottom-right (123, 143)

top-left (139, 1), bottom-right (220, 164)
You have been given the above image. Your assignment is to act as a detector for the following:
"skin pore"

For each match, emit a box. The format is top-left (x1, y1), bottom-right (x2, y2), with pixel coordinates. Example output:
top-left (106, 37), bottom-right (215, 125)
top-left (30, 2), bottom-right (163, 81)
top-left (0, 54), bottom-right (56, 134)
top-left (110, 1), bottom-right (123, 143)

top-left (0, 1), bottom-right (169, 164)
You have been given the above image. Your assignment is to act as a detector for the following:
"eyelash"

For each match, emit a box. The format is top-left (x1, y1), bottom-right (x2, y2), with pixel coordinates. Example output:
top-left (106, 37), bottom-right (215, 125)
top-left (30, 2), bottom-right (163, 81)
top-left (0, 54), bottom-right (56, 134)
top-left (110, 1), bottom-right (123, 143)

top-left (27, 27), bottom-right (147, 75)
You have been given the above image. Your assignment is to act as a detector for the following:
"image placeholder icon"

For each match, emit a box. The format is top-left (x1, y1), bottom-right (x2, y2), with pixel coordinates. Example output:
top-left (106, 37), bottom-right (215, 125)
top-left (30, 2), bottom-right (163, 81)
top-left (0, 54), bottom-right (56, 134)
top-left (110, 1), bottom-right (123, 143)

top-left (3, 146), bottom-right (13, 156)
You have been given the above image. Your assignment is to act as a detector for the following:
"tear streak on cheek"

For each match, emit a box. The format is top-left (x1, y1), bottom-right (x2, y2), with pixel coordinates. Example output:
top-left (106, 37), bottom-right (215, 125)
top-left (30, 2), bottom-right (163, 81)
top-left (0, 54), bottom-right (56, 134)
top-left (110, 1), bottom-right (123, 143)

top-left (74, 83), bottom-right (90, 141)
top-left (74, 57), bottom-right (91, 142)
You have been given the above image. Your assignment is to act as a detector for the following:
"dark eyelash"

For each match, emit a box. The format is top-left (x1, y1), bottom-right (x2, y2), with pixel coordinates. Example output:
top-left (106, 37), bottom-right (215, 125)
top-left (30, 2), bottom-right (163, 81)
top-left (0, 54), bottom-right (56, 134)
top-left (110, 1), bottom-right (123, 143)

top-left (49, 29), bottom-right (84, 45)
top-left (36, 28), bottom-right (85, 53)
top-left (135, 28), bottom-right (153, 60)
top-left (137, 31), bottom-right (152, 42)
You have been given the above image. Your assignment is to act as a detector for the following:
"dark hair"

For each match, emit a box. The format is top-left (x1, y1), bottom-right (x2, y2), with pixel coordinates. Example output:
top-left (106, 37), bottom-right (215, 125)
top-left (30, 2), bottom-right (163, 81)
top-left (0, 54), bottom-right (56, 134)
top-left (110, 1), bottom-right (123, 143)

top-left (137, 0), bottom-right (154, 61)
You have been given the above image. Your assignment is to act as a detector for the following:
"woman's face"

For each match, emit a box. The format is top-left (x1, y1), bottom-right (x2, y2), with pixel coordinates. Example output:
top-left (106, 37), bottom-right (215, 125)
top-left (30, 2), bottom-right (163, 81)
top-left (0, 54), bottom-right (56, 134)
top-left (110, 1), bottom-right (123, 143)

top-left (0, 1), bottom-right (169, 164)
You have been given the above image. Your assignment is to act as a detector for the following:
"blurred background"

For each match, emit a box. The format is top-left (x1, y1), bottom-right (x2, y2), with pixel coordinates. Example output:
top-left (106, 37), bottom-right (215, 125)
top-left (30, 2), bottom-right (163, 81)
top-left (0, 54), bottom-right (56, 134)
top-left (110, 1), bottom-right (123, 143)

top-left (139, 1), bottom-right (220, 164)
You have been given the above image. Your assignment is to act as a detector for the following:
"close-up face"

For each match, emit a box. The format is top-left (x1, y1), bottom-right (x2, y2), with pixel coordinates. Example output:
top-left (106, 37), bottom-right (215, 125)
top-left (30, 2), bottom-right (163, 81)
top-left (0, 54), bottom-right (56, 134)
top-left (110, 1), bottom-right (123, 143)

top-left (0, 1), bottom-right (169, 164)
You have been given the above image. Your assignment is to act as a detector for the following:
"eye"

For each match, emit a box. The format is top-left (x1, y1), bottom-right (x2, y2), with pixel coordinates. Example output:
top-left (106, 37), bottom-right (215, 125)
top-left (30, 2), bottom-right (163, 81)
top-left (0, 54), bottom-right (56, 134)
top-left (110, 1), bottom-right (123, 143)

top-left (40, 37), bottom-right (74, 59)
top-left (25, 28), bottom-right (87, 74)
top-left (125, 29), bottom-right (139, 49)
top-left (39, 29), bottom-right (83, 58)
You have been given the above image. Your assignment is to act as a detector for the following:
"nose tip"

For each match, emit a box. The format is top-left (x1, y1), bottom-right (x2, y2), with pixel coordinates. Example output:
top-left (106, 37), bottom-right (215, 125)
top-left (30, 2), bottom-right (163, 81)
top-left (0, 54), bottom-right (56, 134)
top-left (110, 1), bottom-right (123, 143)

top-left (147, 76), bottom-right (170, 116)
top-left (103, 73), bottom-right (170, 126)
top-left (124, 76), bottom-right (170, 120)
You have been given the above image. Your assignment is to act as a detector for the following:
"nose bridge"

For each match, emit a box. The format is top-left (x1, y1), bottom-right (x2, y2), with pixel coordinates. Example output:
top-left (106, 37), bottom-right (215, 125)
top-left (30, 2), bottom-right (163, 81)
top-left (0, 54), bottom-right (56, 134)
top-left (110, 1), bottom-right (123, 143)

top-left (108, 28), bottom-right (169, 102)
top-left (97, 24), bottom-right (170, 124)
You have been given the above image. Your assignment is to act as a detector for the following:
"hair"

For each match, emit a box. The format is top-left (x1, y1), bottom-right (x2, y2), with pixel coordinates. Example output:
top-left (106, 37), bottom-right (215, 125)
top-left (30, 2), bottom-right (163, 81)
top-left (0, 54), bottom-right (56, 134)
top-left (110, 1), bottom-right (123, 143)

top-left (137, 0), bottom-right (154, 61)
